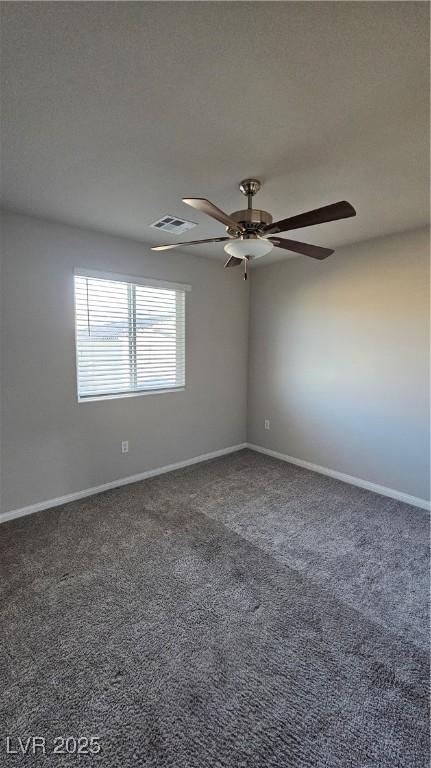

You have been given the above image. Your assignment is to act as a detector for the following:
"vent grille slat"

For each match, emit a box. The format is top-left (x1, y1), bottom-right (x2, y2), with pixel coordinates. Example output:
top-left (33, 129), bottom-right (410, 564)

top-left (150, 215), bottom-right (196, 234)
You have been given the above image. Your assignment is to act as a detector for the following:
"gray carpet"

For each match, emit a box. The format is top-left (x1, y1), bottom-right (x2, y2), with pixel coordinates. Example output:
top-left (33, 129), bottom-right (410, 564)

top-left (0, 449), bottom-right (429, 767)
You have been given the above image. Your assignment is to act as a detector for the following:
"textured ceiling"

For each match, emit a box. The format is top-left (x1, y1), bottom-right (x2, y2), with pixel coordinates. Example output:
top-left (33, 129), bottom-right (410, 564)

top-left (1, 2), bottom-right (429, 265)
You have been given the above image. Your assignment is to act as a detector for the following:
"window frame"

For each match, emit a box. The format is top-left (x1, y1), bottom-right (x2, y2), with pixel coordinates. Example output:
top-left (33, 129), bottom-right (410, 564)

top-left (73, 268), bottom-right (191, 403)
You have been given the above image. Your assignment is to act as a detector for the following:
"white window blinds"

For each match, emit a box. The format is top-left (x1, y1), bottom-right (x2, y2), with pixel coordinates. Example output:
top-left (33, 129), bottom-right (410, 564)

top-left (74, 271), bottom-right (188, 399)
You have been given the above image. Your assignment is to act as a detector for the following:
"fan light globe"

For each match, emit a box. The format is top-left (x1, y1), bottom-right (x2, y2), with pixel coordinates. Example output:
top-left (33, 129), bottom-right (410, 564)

top-left (224, 238), bottom-right (274, 260)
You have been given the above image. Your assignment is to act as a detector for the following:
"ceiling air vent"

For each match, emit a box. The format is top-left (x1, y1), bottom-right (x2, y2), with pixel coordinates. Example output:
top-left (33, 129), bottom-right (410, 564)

top-left (150, 215), bottom-right (196, 235)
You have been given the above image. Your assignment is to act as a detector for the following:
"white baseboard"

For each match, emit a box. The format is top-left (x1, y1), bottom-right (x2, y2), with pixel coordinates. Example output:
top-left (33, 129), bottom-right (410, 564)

top-left (0, 443), bottom-right (248, 525)
top-left (247, 443), bottom-right (430, 512)
top-left (2, 440), bottom-right (428, 524)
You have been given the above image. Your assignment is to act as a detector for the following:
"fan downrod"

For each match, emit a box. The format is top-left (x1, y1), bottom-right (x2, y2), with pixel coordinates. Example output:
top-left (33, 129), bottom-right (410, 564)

top-left (227, 179), bottom-right (272, 235)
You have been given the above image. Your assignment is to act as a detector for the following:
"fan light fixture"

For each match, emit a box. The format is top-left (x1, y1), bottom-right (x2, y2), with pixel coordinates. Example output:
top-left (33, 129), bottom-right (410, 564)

top-left (224, 237), bottom-right (273, 261)
top-left (151, 178), bottom-right (356, 280)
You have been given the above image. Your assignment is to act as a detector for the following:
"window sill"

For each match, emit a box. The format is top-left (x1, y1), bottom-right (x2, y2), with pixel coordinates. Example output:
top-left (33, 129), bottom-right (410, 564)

top-left (78, 387), bottom-right (185, 403)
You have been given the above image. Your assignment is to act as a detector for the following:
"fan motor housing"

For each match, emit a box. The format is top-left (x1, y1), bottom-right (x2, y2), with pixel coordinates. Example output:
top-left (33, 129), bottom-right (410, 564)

top-left (227, 208), bottom-right (273, 236)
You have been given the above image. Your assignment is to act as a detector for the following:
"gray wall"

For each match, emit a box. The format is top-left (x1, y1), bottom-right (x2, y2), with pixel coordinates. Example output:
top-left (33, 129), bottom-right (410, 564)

top-left (248, 228), bottom-right (430, 500)
top-left (1, 214), bottom-right (429, 513)
top-left (0, 211), bottom-right (248, 512)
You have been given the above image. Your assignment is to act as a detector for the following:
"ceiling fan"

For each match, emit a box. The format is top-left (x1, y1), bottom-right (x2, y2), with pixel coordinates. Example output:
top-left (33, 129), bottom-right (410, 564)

top-left (152, 179), bottom-right (356, 280)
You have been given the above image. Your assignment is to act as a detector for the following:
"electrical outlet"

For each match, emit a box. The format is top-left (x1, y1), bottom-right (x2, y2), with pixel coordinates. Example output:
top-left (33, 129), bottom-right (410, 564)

top-left (121, 441), bottom-right (129, 454)
top-left (264, 419), bottom-right (270, 431)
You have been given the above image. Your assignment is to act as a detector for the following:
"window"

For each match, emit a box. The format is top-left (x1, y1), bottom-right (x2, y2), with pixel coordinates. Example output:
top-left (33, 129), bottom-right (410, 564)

top-left (74, 270), bottom-right (189, 400)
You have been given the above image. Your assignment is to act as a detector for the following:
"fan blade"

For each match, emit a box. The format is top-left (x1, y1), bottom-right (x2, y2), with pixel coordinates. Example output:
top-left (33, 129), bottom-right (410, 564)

top-left (182, 198), bottom-right (245, 232)
top-left (264, 201), bottom-right (356, 235)
top-left (269, 237), bottom-right (334, 260)
top-left (224, 256), bottom-right (242, 269)
top-left (152, 236), bottom-right (230, 252)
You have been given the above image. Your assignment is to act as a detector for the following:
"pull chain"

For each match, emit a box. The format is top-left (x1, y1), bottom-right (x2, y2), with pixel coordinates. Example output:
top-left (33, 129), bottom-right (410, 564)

top-left (244, 258), bottom-right (248, 281)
